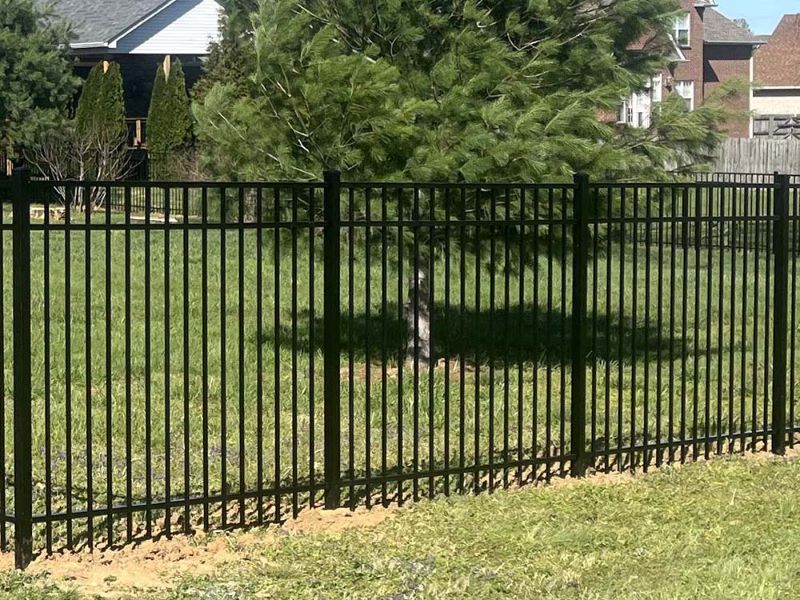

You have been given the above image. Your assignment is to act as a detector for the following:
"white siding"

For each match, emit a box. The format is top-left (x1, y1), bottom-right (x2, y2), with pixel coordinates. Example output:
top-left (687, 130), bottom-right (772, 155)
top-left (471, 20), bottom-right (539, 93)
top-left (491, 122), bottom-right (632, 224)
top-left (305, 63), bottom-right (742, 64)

top-left (112, 0), bottom-right (222, 55)
top-left (752, 91), bottom-right (800, 116)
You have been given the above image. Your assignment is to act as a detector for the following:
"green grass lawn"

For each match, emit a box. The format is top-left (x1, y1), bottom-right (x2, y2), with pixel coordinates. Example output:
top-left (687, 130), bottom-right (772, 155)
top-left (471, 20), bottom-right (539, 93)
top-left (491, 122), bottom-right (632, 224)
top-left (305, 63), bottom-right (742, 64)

top-left (2, 455), bottom-right (799, 599)
top-left (2, 201), bottom-right (800, 548)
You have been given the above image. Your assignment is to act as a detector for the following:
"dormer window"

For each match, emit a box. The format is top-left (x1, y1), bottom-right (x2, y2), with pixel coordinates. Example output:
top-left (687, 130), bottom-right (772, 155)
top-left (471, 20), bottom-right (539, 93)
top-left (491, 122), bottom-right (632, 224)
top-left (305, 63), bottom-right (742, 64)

top-left (674, 13), bottom-right (691, 47)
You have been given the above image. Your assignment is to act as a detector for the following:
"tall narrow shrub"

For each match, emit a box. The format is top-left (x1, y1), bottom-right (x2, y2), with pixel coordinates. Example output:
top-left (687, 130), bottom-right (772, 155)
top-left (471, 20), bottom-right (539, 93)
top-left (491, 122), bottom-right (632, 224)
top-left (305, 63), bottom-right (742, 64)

top-left (147, 58), bottom-right (193, 156)
top-left (75, 61), bottom-right (126, 141)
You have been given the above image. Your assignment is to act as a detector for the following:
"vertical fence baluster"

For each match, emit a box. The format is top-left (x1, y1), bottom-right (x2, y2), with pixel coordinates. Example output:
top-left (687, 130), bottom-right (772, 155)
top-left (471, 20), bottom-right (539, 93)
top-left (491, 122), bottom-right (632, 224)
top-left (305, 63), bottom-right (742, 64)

top-left (323, 171), bottom-right (342, 509)
top-left (772, 174), bottom-right (790, 455)
top-left (570, 174), bottom-right (590, 478)
top-left (12, 168), bottom-right (33, 570)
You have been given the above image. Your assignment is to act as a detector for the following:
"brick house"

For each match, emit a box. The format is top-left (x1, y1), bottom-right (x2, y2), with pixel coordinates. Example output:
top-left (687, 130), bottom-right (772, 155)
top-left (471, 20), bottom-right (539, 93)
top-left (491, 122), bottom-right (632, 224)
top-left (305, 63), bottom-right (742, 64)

top-left (752, 15), bottom-right (800, 139)
top-left (619, 0), bottom-right (761, 138)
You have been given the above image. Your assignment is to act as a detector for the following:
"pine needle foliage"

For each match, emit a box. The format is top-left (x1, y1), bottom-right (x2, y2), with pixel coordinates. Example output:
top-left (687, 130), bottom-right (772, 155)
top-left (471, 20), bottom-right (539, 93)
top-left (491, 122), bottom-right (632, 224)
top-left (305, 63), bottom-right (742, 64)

top-left (194, 0), bottom-right (739, 182)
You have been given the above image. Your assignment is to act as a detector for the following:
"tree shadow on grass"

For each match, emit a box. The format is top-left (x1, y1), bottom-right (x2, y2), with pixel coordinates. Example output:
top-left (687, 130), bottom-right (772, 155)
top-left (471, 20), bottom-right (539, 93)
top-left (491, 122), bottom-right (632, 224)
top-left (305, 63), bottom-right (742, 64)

top-left (267, 304), bottom-right (687, 366)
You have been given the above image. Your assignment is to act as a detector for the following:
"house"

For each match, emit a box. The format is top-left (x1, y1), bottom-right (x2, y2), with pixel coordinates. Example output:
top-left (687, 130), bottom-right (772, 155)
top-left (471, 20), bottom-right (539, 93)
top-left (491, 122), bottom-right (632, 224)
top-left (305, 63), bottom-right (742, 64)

top-left (619, 0), bottom-right (761, 138)
top-left (51, 0), bottom-right (223, 145)
top-left (752, 15), bottom-right (800, 139)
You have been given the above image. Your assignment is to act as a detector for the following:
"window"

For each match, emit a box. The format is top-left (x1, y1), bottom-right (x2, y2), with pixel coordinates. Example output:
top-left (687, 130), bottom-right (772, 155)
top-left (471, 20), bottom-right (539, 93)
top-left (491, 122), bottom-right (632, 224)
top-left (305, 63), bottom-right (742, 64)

top-left (618, 90), bottom-right (652, 128)
top-left (634, 91), bottom-right (650, 127)
top-left (675, 80), bottom-right (694, 111)
top-left (651, 73), bottom-right (663, 103)
top-left (674, 13), bottom-right (691, 47)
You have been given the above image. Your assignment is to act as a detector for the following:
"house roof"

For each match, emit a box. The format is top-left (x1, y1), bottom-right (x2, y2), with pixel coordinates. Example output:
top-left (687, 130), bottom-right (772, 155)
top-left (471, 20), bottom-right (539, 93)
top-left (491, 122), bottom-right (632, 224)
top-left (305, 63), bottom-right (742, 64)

top-left (755, 14), bottom-right (800, 87)
top-left (50, 0), bottom-right (172, 47)
top-left (703, 8), bottom-right (761, 44)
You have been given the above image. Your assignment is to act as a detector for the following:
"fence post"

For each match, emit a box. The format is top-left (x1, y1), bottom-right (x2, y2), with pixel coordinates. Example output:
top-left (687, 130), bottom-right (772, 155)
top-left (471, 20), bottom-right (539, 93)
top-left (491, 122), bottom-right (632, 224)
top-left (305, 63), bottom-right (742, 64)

top-left (772, 173), bottom-right (790, 455)
top-left (570, 173), bottom-right (590, 477)
top-left (11, 168), bottom-right (33, 569)
top-left (323, 170), bottom-right (342, 509)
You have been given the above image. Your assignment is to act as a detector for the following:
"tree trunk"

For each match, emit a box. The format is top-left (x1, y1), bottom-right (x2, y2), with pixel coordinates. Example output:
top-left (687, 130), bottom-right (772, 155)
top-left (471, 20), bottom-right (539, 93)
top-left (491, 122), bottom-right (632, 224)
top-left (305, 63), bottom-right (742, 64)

top-left (405, 266), bottom-right (432, 369)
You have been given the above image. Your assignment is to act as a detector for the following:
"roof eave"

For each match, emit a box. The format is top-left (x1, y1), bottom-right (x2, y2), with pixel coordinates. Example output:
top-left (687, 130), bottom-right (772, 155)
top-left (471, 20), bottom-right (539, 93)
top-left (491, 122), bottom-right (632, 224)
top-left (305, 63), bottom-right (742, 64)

top-left (70, 42), bottom-right (111, 50)
top-left (704, 40), bottom-right (763, 46)
top-left (106, 0), bottom-right (180, 47)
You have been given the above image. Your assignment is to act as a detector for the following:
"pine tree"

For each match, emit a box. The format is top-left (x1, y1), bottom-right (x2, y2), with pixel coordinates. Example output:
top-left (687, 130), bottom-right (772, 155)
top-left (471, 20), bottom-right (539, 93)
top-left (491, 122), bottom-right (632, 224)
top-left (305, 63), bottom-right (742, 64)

top-left (193, 0), bottom-right (260, 102)
top-left (0, 0), bottom-right (78, 156)
top-left (193, 0), bottom-right (740, 362)
top-left (147, 58), bottom-right (193, 157)
top-left (195, 0), bottom-right (687, 183)
top-left (75, 61), bottom-right (126, 142)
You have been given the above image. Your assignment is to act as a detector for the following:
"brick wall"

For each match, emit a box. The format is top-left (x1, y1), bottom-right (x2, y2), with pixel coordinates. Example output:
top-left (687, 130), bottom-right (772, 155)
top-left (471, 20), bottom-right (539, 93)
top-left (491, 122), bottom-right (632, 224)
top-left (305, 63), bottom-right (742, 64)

top-left (670, 0), bottom-right (705, 109)
top-left (704, 44), bottom-right (753, 138)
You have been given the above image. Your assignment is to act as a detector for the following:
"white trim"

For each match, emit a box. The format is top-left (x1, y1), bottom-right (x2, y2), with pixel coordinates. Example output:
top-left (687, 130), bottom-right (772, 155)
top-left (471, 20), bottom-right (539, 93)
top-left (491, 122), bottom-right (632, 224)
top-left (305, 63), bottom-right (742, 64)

top-left (749, 55), bottom-right (754, 137)
top-left (668, 35), bottom-right (689, 62)
top-left (70, 41), bottom-right (110, 49)
top-left (755, 86), bottom-right (800, 91)
top-left (65, 0), bottom-right (180, 49)
top-left (107, 0), bottom-right (179, 48)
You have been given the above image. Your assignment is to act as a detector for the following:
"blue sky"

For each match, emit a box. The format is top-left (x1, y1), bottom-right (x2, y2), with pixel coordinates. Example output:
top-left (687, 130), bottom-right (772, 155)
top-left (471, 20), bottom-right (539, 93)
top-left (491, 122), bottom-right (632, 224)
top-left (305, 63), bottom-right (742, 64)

top-left (717, 0), bottom-right (799, 34)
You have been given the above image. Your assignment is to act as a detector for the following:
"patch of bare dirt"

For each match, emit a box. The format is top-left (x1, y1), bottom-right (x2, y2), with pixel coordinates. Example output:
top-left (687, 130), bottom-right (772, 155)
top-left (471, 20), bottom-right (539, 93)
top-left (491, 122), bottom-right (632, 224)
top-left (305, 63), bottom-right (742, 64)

top-left (0, 505), bottom-right (397, 598)
top-left (282, 505), bottom-right (396, 535)
top-left (1, 447), bottom-right (796, 597)
top-left (0, 533), bottom-right (239, 597)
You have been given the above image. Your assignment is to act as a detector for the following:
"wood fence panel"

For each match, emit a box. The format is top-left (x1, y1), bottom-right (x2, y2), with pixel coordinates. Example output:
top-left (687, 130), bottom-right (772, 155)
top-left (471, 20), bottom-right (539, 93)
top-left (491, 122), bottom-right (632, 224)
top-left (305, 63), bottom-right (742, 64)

top-left (713, 138), bottom-right (800, 174)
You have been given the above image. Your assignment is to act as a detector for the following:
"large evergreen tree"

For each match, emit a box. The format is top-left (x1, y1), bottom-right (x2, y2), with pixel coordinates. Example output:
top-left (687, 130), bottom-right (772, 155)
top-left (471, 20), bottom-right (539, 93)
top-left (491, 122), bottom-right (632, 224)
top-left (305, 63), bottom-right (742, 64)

top-left (0, 0), bottom-right (78, 157)
top-left (194, 0), bottom-right (733, 183)
top-left (147, 58), bottom-right (194, 156)
top-left (194, 0), bottom-right (743, 363)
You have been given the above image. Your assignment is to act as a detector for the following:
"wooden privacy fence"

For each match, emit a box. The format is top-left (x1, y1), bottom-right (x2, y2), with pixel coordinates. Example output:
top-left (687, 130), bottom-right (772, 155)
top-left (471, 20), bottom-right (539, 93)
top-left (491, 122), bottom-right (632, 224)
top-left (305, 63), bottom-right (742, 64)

top-left (713, 138), bottom-right (800, 174)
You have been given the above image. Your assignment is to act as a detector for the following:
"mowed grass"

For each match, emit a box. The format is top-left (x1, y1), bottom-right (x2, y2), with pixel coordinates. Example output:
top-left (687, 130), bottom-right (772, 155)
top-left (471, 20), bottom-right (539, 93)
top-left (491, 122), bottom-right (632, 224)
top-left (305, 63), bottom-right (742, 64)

top-left (1, 202), bottom-right (799, 546)
top-left (2, 456), bottom-right (800, 598)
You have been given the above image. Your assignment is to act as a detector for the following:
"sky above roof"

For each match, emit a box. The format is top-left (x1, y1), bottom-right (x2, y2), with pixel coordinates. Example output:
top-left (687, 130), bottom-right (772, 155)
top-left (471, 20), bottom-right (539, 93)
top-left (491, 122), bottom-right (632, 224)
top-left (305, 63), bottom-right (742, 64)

top-left (717, 0), bottom-right (799, 35)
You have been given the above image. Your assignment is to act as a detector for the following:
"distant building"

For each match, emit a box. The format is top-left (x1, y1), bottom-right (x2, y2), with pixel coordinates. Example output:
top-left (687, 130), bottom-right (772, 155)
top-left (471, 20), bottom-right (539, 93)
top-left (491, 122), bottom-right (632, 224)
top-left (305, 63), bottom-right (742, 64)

top-left (51, 0), bottom-right (223, 145)
top-left (618, 0), bottom-right (761, 138)
top-left (752, 14), bottom-right (800, 139)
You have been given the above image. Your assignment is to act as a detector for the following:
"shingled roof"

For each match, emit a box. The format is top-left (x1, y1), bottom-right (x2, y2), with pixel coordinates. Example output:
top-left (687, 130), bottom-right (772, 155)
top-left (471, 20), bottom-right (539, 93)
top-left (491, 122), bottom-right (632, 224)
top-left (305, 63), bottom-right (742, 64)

top-left (51, 0), bottom-right (170, 47)
top-left (703, 8), bottom-right (761, 44)
top-left (755, 14), bottom-right (800, 87)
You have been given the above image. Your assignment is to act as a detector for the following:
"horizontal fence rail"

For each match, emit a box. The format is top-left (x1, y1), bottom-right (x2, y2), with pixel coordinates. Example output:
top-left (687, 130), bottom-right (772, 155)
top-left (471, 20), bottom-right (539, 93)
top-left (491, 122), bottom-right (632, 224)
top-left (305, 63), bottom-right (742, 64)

top-left (3, 170), bottom-right (800, 568)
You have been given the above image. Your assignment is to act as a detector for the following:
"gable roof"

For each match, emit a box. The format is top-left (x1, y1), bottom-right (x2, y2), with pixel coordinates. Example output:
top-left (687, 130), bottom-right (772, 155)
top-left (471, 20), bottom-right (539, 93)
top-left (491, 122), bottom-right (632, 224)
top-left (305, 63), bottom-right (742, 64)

top-left (51, 0), bottom-right (174, 47)
top-left (703, 8), bottom-right (761, 44)
top-left (755, 14), bottom-right (800, 87)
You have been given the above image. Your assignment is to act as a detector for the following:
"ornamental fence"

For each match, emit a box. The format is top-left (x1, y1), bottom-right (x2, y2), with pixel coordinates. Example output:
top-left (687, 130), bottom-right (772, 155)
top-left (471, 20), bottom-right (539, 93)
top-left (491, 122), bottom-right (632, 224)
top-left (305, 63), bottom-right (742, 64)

top-left (0, 171), bottom-right (799, 568)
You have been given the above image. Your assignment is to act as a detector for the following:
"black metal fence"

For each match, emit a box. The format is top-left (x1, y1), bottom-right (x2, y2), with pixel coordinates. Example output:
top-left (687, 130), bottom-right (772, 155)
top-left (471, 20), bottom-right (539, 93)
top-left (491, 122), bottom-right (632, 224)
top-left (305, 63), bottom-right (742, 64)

top-left (2, 170), bottom-right (800, 568)
top-left (696, 172), bottom-right (800, 185)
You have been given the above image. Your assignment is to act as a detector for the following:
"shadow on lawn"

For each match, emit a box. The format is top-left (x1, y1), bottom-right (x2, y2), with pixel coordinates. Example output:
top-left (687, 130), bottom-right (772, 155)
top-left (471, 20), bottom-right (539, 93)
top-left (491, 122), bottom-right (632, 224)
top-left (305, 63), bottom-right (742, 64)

top-left (27, 434), bottom-right (663, 557)
top-left (266, 304), bottom-right (687, 365)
